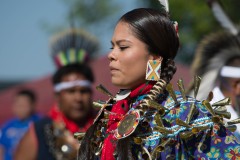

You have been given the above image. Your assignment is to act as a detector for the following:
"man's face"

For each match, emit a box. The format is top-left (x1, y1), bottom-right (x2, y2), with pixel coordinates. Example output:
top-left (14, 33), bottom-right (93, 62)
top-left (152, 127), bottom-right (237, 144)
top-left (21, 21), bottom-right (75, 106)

top-left (56, 72), bottom-right (93, 121)
top-left (222, 77), bottom-right (240, 108)
top-left (232, 79), bottom-right (240, 96)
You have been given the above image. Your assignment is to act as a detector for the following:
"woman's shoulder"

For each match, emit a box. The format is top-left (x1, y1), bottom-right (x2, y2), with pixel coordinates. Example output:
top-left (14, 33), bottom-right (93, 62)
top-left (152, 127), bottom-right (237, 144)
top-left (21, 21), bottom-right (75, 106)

top-left (162, 91), bottom-right (209, 120)
top-left (129, 83), bottom-right (240, 159)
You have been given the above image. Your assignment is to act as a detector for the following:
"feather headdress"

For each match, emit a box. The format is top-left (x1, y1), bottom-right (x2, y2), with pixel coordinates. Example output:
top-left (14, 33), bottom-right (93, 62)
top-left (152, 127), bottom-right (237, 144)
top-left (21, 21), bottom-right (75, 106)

top-left (188, 0), bottom-right (240, 100)
top-left (50, 29), bottom-right (99, 68)
top-left (158, 0), bottom-right (179, 37)
top-left (158, 0), bottom-right (169, 12)
top-left (188, 31), bottom-right (240, 100)
top-left (207, 0), bottom-right (239, 36)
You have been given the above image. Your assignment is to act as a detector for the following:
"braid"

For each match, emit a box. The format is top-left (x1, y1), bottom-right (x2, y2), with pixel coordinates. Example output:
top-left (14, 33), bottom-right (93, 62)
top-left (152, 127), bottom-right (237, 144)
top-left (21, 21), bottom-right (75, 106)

top-left (116, 137), bottom-right (133, 160)
top-left (160, 59), bottom-right (177, 83)
top-left (78, 122), bottom-right (101, 160)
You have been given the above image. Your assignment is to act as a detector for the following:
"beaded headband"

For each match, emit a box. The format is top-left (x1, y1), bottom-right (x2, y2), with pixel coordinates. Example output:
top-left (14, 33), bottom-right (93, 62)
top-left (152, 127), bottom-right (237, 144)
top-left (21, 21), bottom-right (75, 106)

top-left (54, 80), bottom-right (92, 92)
top-left (220, 66), bottom-right (240, 78)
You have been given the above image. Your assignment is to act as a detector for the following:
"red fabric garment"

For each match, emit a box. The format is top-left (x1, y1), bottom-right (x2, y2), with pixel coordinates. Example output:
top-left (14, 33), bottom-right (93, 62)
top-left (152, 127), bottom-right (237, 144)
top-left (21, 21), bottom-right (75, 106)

top-left (101, 82), bottom-right (155, 160)
top-left (48, 104), bottom-right (94, 133)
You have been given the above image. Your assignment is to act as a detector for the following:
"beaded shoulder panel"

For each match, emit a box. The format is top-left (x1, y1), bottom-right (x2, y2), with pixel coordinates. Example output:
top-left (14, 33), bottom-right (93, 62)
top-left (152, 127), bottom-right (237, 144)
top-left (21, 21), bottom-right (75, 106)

top-left (77, 77), bottom-right (240, 159)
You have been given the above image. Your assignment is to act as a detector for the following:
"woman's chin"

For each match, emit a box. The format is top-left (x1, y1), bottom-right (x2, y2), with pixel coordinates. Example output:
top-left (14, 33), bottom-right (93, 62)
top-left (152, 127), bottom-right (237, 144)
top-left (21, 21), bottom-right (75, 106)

top-left (111, 81), bottom-right (122, 87)
top-left (111, 79), bottom-right (127, 89)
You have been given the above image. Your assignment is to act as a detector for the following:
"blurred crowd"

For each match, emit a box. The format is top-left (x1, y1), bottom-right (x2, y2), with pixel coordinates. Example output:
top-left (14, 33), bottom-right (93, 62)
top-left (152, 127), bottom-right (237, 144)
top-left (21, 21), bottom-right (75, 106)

top-left (0, 1), bottom-right (240, 160)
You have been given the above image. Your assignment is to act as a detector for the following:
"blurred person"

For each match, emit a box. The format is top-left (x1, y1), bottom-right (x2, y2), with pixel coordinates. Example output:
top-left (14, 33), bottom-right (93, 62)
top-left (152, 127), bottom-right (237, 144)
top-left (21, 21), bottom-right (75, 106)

top-left (0, 89), bottom-right (40, 160)
top-left (188, 31), bottom-right (240, 137)
top-left (188, 0), bottom-right (240, 138)
top-left (78, 6), bottom-right (240, 160)
top-left (14, 29), bottom-right (99, 160)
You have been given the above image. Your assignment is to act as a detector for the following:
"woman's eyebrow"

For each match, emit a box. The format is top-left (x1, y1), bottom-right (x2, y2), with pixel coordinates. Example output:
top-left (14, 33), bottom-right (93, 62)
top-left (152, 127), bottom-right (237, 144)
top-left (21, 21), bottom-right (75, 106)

top-left (111, 39), bottom-right (132, 46)
top-left (116, 39), bottom-right (132, 45)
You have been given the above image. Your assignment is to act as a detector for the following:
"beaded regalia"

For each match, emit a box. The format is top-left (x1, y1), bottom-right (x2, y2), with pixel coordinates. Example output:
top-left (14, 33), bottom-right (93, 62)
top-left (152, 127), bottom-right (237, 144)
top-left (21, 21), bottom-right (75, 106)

top-left (76, 76), bottom-right (240, 159)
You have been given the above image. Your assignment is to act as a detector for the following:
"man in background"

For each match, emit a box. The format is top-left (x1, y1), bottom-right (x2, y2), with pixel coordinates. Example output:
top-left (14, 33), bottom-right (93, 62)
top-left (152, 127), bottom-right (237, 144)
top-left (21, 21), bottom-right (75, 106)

top-left (0, 89), bottom-right (40, 160)
top-left (211, 56), bottom-right (240, 134)
top-left (188, 31), bottom-right (240, 137)
top-left (14, 29), bottom-right (99, 160)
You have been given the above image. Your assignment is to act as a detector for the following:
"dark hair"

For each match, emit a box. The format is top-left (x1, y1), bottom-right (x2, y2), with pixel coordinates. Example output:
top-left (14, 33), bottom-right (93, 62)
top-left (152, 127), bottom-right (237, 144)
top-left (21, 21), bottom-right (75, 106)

top-left (16, 89), bottom-right (36, 103)
top-left (219, 56), bottom-right (240, 90)
top-left (119, 8), bottom-right (179, 58)
top-left (225, 56), bottom-right (240, 67)
top-left (119, 8), bottom-right (179, 82)
top-left (78, 8), bottom-right (179, 160)
top-left (52, 63), bottom-right (94, 85)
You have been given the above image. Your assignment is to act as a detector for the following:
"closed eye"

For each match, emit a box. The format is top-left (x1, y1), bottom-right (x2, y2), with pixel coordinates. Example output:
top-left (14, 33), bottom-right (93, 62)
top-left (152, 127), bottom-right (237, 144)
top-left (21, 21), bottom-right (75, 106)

top-left (119, 46), bottom-right (129, 51)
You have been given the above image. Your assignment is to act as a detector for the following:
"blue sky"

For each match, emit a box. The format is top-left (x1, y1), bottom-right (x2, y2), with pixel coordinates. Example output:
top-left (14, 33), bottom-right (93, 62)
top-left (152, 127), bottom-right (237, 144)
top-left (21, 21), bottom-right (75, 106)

top-left (0, 0), bottom-right (144, 81)
top-left (0, 0), bottom-right (67, 80)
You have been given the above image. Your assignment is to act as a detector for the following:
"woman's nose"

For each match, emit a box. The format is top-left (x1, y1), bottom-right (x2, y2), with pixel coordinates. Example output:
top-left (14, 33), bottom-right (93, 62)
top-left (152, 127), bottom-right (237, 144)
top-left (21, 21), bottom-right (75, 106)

top-left (75, 91), bottom-right (83, 101)
top-left (108, 50), bottom-right (117, 62)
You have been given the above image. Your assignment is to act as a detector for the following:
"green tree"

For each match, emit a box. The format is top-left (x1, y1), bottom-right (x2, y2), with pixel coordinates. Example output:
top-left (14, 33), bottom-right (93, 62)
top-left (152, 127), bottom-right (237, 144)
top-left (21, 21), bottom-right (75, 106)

top-left (42, 0), bottom-right (120, 38)
top-left (142, 0), bottom-right (240, 64)
top-left (41, 0), bottom-right (122, 54)
top-left (62, 0), bottom-right (120, 28)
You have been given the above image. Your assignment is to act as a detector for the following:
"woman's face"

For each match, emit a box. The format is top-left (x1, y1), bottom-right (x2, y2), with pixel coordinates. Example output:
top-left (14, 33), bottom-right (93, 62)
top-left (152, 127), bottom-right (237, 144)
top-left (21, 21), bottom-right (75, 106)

top-left (108, 21), bottom-right (155, 89)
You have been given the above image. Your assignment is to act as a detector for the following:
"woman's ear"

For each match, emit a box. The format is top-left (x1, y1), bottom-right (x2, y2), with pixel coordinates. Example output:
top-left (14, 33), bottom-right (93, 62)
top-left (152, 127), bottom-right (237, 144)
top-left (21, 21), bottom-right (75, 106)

top-left (148, 54), bottom-right (163, 61)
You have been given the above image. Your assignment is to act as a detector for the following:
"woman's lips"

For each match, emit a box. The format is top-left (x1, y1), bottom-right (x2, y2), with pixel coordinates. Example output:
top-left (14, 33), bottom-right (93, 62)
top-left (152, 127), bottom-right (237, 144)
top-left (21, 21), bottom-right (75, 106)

top-left (109, 66), bottom-right (119, 74)
top-left (109, 65), bottom-right (118, 71)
